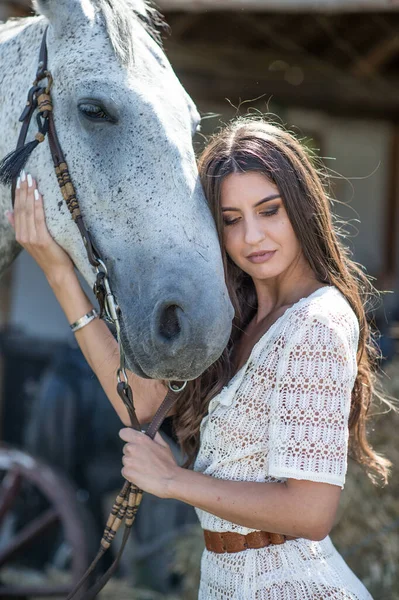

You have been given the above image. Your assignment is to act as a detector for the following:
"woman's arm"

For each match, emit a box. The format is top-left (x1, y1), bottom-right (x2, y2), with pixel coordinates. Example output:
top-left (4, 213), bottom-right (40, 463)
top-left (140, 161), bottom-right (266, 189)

top-left (7, 172), bottom-right (168, 426)
top-left (48, 270), bottom-right (169, 426)
top-left (168, 470), bottom-right (341, 541)
top-left (119, 428), bottom-right (342, 542)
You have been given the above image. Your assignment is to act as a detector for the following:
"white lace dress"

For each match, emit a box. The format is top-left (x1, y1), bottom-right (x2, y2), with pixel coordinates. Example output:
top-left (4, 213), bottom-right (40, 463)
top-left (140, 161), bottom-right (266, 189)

top-left (193, 286), bottom-right (373, 599)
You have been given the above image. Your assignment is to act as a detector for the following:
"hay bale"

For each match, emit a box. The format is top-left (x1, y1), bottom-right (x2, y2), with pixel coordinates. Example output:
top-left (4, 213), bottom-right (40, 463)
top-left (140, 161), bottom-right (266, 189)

top-left (171, 524), bottom-right (204, 600)
top-left (332, 358), bottom-right (399, 600)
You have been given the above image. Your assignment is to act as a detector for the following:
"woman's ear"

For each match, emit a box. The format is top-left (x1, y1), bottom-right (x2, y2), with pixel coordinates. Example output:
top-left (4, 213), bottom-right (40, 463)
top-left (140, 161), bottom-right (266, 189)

top-left (33, 0), bottom-right (96, 36)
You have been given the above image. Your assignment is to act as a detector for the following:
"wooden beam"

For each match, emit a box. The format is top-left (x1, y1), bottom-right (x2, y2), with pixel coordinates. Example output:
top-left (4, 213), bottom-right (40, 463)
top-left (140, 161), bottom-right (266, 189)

top-left (351, 34), bottom-right (399, 78)
top-left (159, 0), bottom-right (399, 13)
top-left (384, 125), bottom-right (399, 275)
top-left (165, 40), bottom-right (399, 120)
top-left (224, 12), bottom-right (395, 96)
top-left (183, 76), bottom-right (399, 122)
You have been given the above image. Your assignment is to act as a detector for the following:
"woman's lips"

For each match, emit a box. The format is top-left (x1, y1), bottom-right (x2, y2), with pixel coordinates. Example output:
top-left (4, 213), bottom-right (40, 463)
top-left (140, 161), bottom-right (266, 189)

top-left (246, 251), bottom-right (276, 264)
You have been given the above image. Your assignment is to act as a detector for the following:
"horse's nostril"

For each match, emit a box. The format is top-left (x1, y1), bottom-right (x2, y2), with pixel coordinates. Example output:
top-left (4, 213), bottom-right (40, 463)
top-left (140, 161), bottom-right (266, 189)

top-left (159, 304), bottom-right (182, 341)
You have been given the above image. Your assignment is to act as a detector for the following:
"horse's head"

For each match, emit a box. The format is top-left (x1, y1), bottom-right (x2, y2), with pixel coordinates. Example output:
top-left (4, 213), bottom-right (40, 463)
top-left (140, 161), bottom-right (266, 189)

top-left (27, 0), bottom-right (233, 379)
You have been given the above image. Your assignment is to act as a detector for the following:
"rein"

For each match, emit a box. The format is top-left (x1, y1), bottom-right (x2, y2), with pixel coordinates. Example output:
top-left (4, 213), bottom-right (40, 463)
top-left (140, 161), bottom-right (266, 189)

top-left (0, 26), bottom-right (187, 599)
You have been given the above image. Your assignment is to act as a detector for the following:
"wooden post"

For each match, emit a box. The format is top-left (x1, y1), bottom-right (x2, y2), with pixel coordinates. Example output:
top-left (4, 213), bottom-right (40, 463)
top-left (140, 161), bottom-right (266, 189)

top-left (385, 124), bottom-right (399, 277)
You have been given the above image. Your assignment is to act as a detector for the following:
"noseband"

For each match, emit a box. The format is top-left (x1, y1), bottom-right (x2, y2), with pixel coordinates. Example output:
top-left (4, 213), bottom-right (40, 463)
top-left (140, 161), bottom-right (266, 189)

top-left (0, 26), bottom-right (187, 599)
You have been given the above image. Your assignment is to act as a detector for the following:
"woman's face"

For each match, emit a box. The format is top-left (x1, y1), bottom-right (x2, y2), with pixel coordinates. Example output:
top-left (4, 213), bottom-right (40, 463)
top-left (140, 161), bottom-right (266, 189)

top-left (220, 171), bottom-right (303, 281)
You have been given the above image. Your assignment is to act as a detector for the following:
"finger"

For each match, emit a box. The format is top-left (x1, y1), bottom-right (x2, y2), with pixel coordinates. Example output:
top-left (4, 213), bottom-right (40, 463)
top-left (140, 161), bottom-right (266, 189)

top-left (14, 170), bottom-right (27, 241)
top-left (121, 466), bottom-right (133, 481)
top-left (25, 173), bottom-right (38, 239)
top-left (32, 183), bottom-right (49, 244)
top-left (119, 428), bottom-right (139, 442)
top-left (33, 187), bottom-right (47, 238)
top-left (122, 443), bottom-right (131, 455)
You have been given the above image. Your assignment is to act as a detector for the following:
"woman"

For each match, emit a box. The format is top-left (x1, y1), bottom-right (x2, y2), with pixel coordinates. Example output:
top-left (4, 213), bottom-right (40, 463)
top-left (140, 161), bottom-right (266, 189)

top-left (6, 119), bottom-right (390, 599)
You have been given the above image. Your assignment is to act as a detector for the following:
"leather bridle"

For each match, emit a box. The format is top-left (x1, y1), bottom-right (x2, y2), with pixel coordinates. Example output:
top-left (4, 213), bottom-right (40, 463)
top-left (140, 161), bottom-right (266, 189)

top-left (1, 26), bottom-right (187, 599)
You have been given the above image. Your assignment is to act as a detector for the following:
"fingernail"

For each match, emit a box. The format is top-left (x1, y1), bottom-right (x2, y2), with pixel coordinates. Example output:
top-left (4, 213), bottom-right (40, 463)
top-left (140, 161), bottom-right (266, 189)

top-left (16, 177), bottom-right (21, 189)
top-left (27, 173), bottom-right (33, 188)
top-left (34, 189), bottom-right (40, 201)
top-left (21, 170), bottom-right (26, 182)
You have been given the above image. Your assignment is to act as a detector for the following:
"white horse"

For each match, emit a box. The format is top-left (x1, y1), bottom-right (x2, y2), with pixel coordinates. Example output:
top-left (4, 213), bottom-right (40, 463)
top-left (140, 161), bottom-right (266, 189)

top-left (0, 0), bottom-right (233, 380)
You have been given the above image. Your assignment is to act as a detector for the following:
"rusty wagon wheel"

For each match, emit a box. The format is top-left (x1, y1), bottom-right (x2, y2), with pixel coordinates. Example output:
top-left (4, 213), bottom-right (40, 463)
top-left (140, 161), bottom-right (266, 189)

top-left (0, 444), bottom-right (90, 598)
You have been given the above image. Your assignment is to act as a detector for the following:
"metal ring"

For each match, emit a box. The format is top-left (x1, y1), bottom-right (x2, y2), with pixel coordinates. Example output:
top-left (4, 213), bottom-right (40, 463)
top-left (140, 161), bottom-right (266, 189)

top-left (117, 367), bottom-right (128, 384)
top-left (95, 258), bottom-right (108, 276)
top-left (168, 381), bottom-right (187, 393)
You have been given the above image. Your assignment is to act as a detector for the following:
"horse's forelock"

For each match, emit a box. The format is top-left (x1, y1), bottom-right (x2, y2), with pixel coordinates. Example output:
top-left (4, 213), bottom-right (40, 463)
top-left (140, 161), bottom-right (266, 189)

top-left (94, 0), bottom-right (168, 66)
top-left (33, 0), bottom-right (167, 66)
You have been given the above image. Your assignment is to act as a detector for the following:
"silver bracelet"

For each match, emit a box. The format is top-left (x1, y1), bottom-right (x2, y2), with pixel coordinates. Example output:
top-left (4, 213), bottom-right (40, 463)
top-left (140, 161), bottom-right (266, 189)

top-left (70, 308), bottom-right (99, 333)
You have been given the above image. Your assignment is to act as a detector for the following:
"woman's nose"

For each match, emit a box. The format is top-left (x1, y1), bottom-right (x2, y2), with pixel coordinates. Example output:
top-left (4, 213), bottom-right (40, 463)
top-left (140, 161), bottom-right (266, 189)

top-left (244, 220), bottom-right (265, 245)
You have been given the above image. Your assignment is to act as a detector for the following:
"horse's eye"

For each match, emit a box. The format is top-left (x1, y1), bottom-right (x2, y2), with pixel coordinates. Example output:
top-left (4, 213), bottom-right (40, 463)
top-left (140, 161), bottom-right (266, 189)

top-left (78, 102), bottom-right (116, 123)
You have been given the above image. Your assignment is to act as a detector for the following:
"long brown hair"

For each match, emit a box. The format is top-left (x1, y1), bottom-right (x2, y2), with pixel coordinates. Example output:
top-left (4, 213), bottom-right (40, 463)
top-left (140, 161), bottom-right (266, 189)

top-left (173, 117), bottom-right (393, 486)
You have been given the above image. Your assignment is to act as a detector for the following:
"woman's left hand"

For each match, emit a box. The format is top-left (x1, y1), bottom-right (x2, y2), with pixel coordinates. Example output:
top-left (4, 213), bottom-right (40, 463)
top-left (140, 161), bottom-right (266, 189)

top-left (119, 428), bottom-right (180, 499)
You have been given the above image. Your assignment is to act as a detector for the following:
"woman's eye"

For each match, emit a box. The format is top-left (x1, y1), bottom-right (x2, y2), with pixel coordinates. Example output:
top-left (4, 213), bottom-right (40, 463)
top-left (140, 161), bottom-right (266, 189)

top-left (223, 217), bottom-right (240, 226)
top-left (223, 207), bottom-right (279, 226)
top-left (78, 103), bottom-right (115, 122)
top-left (260, 207), bottom-right (279, 217)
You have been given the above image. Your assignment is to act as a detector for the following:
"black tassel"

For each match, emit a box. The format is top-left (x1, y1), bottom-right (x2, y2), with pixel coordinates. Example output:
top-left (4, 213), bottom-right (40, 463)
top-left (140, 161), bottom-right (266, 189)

top-left (0, 140), bottom-right (40, 186)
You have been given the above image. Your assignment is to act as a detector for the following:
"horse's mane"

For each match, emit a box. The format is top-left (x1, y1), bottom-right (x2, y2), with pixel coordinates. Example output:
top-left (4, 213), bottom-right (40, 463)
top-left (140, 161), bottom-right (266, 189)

top-left (95, 0), bottom-right (169, 65)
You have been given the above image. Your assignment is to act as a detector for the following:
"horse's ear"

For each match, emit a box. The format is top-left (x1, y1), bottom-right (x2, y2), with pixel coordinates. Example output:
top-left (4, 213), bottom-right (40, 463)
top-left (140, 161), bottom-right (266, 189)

top-left (33, 0), bottom-right (95, 34)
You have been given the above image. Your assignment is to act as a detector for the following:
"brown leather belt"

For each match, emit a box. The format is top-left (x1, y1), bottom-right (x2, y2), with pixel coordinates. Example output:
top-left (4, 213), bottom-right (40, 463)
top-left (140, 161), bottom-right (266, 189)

top-left (204, 529), bottom-right (299, 553)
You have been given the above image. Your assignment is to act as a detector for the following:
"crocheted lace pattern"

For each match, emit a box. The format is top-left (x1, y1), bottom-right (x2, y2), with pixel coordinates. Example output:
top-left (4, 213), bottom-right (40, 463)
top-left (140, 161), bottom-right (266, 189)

top-left (193, 287), bottom-right (372, 599)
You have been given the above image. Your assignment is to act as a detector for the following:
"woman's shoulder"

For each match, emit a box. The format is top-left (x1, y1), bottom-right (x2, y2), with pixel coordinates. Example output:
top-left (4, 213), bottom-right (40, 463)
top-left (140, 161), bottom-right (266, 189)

top-left (246, 286), bottom-right (359, 371)
top-left (284, 285), bottom-right (359, 345)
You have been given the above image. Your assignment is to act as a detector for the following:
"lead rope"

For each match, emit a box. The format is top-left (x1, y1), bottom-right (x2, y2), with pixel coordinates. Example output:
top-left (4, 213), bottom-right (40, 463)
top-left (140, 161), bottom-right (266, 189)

top-left (0, 26), bottom-right (188, 599)
top-left (65, 261), bottom-right (186, 599)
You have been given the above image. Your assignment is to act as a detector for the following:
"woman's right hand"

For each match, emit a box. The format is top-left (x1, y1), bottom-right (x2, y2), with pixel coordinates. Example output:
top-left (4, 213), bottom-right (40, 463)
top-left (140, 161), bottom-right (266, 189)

top-left (5, 170), bottom-right (75, 283)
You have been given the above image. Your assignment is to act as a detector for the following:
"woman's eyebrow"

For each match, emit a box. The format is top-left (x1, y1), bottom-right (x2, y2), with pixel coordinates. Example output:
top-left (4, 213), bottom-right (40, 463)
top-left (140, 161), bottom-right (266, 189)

top-left (222, 193), bottom-right (281, 212)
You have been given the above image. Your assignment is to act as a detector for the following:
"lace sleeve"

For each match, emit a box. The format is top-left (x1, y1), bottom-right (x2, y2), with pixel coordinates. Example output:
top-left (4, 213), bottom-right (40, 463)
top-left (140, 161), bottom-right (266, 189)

top-left (267, 311), bottom-right (359, 489)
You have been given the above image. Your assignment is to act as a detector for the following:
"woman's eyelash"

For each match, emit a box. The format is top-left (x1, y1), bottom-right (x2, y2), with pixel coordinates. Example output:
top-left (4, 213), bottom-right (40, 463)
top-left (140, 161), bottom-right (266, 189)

top-left (223, 207), bottom-right (279, 226)
top-left (260, 207), bottom-right (279, 217)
